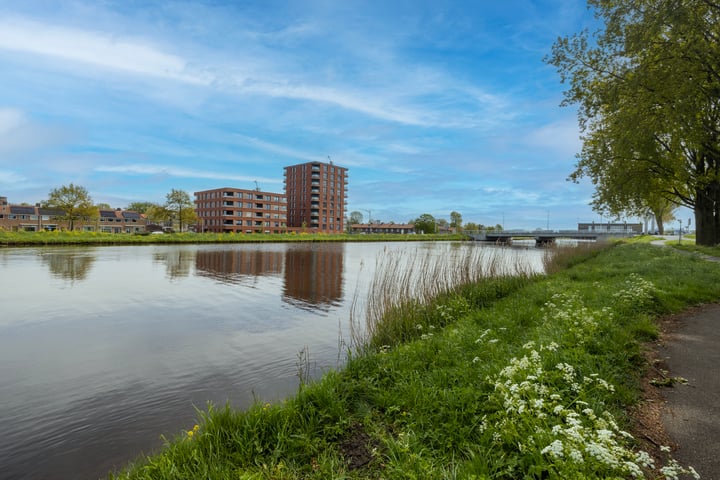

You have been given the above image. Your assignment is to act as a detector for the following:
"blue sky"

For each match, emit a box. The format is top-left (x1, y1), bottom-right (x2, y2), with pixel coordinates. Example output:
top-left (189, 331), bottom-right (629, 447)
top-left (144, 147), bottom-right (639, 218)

top-left (0, 0), bottom-right (628, 230)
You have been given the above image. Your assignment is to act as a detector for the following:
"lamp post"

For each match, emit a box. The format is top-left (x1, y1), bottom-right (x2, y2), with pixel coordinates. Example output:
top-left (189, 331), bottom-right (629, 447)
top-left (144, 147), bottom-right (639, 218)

top-left (546, 210), bottom-right (550, 231)
top-left (363, 209), bottom-right (371, 234)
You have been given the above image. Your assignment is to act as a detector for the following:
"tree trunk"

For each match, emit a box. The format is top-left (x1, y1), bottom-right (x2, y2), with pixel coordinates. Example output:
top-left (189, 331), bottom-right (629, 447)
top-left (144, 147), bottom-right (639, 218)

top-left (694, 182), bottom-right (720, 246)
top-left (655, 215), bottom-right (664, 235)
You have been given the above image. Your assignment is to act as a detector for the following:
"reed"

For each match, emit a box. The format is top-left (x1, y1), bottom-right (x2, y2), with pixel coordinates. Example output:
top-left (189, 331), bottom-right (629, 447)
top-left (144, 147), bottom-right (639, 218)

top-left (353, 244), bottom-right (540, 351)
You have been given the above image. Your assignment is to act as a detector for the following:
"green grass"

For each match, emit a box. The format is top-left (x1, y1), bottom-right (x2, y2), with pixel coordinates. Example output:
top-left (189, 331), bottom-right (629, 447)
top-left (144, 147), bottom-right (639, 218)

top-left (0, 229), bottom-right (465, 246)
top-left (674, 242), bottom-right (720, 258)
top-left (110, 242), bottom-right (718, 479)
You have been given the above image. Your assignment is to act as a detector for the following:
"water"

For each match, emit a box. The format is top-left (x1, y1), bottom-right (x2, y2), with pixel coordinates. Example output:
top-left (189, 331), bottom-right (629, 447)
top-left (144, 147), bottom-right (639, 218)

top-left (0, 241), bottom-right (544, 479)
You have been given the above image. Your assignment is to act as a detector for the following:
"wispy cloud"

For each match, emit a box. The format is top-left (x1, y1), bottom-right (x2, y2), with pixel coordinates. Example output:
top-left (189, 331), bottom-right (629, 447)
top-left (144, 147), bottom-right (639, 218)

top-left (95, 164), bottom-right (282, 184)
top-left (0, 18), bottom-right (208, 85)
top-left (230, 134), bottom-right (321, 163)
top-left (0, 1), bottom-right (604, 227)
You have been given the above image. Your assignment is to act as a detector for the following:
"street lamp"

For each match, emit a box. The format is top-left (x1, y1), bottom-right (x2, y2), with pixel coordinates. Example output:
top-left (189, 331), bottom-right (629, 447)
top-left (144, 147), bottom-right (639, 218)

top-left (363, 209), bottom-right (371, 234)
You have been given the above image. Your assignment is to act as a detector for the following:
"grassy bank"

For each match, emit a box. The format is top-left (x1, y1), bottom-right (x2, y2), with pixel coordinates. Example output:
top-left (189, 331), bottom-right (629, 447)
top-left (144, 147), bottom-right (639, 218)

top-left (0, 230), bottom-right (463, 246)
top-left (110, 242), bottom-right (718, 479)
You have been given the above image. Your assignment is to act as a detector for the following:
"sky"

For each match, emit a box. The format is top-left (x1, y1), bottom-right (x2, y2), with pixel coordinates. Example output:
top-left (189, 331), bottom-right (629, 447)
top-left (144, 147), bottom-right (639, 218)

top-left (0, 0), bottom-right (638, 230)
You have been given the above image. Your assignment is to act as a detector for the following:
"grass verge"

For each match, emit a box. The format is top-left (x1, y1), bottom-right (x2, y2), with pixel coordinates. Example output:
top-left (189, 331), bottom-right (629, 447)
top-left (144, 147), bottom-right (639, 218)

top-left (110, 242), bottom-right (718, 479)
top-left (0, 230), bottom-right (464, 246)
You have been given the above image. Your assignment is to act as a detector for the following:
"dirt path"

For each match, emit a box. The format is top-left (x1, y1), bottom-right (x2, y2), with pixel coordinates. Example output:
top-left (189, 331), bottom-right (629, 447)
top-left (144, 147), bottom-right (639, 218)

top-left (657, 304), bottom-right (720, 479)
top-left (640, 241), bottom-right (720, 478)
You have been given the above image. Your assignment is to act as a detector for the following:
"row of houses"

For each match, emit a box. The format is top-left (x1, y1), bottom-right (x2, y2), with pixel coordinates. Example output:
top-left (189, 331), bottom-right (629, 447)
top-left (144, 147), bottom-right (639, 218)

top-left (0, 196), bottom-right (149, 233)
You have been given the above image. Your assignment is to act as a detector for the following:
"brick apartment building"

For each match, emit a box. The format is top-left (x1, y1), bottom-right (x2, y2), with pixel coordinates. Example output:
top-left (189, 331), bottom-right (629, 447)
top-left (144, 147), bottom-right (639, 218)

top-left (194, 187), bottom-right (288, 234)
top-left (283, 161), bottom-right (348, 233)
top-left (0, 196), bottom-right (147, 232)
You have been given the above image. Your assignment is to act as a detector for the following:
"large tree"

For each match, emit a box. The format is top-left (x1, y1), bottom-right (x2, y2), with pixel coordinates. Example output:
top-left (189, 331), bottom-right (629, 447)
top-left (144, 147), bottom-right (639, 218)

top-left (450, 211), bottom-right (463, 233)
top-left (412, 213), bottom-right (437, 234)
top-left (44, 183), bottom-right (98, 230)
top-left (548, 0), bottom-right (720, 245)
top-left (164, 189), bottom-right (196, 232)
top-left (348, 211), bottom-right (363, 225)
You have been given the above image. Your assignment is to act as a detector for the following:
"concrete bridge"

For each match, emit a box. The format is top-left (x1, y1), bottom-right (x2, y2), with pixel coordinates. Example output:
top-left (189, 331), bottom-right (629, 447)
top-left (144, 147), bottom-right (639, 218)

top-left (466, 230), bottom-right (636, 246)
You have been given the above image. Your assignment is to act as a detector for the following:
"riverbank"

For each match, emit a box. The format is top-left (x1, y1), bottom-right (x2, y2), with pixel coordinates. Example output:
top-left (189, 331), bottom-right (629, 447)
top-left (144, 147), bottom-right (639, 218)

top-left (110, 242), bottom-right (719, 479)
top-left (0, 230), bottom-right (464, 246)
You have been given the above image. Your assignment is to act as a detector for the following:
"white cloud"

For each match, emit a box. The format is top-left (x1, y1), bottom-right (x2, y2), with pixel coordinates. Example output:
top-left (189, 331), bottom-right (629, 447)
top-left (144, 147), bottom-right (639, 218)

top-left (0, 16), bottom-right (507, 128)
top-left (95, 164), bottom-right (282, 184)
top-left (0, 17), bottom-right (209, 85)
top-left (525, 119), bottom-right (581, 157)
top-left (230, 134), bottom-right (320, 163)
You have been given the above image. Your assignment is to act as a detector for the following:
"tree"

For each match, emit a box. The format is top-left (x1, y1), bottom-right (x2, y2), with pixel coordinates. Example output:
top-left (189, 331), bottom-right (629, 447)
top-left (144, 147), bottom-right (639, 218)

top-left (349, 211), bottom-right (363, 225)
top-left (464, 222), bottom-right (480, 232)
top-left (412, 213), bottom-right (436, 234)
top-left (96, 202), bottom-right (112, 210)
top-left (44, 183), bottom-right (98, 230)
top-left (146, 204), bottom-right (172, 225)
top-left (164, 189), bottom-right (195, 232)
top-left (645, 195), bottom-right (677, 235)
top-left (547, 0), bottom-right (720, 245)
top-left (126, 201), bottom-right (158, 214)
top-left (450, 211), bottom-right (463, 233)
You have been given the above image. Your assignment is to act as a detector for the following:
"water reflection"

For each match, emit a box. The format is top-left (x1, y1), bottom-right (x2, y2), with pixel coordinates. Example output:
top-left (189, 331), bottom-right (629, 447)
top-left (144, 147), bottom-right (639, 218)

top-left (283, 243), bottom-right (344, 310)
top-left (195, 248), bottom-right (284, 284)
top-left (40, 251), bottom-right (95, 281)
top-left (153, 248), bottom-right (195, 279)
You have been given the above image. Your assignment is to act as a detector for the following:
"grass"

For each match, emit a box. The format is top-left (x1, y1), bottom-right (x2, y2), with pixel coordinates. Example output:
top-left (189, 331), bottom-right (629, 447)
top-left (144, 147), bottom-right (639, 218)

top-left (109, 242), bottom-right (718, 479)
top-left (0, 229), bottom-right (464, 246)
top-left (674, 242), bottom-right (720, 258)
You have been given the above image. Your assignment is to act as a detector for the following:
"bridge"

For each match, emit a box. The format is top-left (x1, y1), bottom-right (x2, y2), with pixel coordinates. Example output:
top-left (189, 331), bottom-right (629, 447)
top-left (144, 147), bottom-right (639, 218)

top-left (466, 230), bottom-right (636, 245)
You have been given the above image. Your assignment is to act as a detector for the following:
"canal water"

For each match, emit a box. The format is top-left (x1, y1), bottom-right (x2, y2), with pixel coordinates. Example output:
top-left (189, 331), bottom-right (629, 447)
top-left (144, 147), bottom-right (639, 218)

top-left (0, 241), bottom-right (544, 480)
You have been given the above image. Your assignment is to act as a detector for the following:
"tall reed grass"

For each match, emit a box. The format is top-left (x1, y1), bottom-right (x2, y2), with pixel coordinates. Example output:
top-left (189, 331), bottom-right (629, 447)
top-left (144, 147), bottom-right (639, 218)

top-left (351, 244), bottom-right (543, 351)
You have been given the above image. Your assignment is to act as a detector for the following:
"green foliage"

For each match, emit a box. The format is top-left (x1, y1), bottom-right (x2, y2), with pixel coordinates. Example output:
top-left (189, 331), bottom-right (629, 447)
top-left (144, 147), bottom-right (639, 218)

top-left (348, 211), bottom-right (363, 225)
top-left (43, 183), bottom-right (98, 230)
top-left (547, 0), bottom-right (720, 246)
top-left (449, 211), bottom-right (462, 233)
top-left (164, 189), bottom-right (196, 232)
top-left (126, 201), bottom-right (158, 214)
top-left (411, 213), bottom-right (436, 234)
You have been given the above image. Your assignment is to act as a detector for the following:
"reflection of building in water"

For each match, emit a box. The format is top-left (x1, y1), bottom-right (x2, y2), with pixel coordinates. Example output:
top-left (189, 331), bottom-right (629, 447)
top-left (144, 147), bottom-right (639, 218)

top-left (283, 244), bottom-right (344, 308)
top-left (195, 249), bottom-right (284, 284)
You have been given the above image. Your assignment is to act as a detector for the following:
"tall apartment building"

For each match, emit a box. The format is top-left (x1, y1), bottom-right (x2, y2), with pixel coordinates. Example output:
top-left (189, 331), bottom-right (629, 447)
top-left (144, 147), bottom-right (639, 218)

top-left (194, 188), bottom-right (287, 234)
top-left (283, 161), bottom-right (348, 233)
